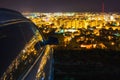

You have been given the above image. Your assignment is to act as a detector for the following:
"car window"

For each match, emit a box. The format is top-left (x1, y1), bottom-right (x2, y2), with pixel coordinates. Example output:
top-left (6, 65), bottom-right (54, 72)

top-left (0, 23), bottom-right (27, 76)
top-left (0, 22), bottom-right (44, 79)
top-left (18, 22), bottom-right (36, 42)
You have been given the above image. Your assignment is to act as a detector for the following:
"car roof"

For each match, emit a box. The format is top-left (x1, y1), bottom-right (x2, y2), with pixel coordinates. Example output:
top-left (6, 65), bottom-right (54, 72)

top-left (0, 8), bottom-right (28, 24)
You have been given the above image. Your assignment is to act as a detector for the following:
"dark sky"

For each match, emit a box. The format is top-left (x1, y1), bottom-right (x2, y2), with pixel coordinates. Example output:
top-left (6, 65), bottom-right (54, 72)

top-left (0, 0), bottom-right (120, 12)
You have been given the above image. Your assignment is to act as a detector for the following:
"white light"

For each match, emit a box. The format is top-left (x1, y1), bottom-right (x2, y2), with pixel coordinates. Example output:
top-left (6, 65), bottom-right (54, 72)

top-left (110, 16), bottom-right (115, 21)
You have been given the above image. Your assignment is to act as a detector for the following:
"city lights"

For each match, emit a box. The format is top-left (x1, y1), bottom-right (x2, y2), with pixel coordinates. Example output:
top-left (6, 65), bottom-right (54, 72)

top-left (23, 12), bottom-right (120, 50)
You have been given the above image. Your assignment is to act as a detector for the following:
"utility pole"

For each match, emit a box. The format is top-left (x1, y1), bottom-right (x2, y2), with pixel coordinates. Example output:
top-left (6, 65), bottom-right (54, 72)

top-left (102, 0), bottom-right (105, 13)
top-left (102, 0), bottom-right (105, 28)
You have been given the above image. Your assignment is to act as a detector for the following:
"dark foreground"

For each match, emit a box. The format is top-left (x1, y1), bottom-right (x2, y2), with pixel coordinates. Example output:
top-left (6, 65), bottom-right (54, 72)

top-left (54, 48), bottom-right (120, 80)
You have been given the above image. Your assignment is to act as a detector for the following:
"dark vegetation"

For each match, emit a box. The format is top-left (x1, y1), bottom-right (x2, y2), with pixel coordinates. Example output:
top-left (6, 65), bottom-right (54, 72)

top-left (54, 48), bottom-right (120, 80)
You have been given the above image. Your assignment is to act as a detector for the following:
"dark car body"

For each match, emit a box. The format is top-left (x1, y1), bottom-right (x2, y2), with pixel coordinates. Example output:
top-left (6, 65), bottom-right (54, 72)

top-left (0, 8), bottom-right (56, 80)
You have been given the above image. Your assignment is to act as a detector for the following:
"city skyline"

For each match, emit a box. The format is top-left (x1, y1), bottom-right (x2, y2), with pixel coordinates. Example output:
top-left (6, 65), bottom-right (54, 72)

top-left (0, 0), bottom-right (120, 12)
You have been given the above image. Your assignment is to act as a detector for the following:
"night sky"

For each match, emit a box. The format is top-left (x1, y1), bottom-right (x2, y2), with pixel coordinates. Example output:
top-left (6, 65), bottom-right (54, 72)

top-left (0, 0), bottom-right (120, 12)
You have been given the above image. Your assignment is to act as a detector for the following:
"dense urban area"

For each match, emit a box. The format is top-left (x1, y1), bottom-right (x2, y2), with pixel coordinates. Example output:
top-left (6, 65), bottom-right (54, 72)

top-left (23, 12), bottom-right (120, 80)
top-left (23, 12), bottom-right (120, 50)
